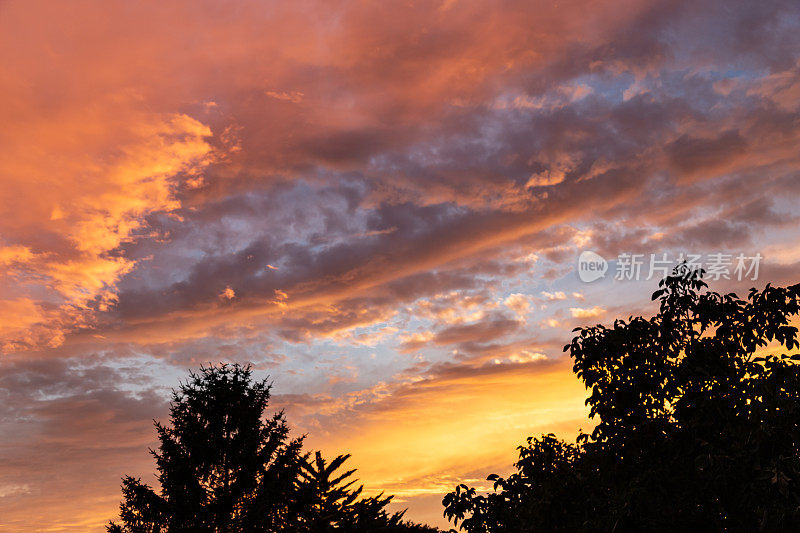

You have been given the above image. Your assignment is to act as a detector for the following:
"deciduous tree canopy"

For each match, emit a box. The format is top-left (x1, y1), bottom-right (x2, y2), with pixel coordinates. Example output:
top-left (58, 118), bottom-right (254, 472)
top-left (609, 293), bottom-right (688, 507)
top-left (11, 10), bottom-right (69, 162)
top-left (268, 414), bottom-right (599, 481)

top-left (444, 267), bottom-right (800, 532)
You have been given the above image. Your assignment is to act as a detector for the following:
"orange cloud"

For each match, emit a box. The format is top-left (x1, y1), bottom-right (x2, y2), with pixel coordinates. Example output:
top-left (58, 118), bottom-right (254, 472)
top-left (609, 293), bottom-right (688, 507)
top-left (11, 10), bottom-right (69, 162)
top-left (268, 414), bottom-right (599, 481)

top-left (570, 306), bottom-right (606, 318)
top-left (0, 111), bottom-right (212, 351)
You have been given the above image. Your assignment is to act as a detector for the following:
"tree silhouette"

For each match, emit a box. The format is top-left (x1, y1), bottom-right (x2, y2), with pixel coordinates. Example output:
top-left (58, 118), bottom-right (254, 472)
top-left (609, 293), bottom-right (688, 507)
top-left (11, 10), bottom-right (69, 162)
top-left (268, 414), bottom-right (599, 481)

top-left (300, 451), bottom-right (431, 531)
top-left (444, 266), bottom-right (800, 531)
top-left (302, 452), bottom-right (363, 527)
top-left (109, 364), bottom-right (438, 532)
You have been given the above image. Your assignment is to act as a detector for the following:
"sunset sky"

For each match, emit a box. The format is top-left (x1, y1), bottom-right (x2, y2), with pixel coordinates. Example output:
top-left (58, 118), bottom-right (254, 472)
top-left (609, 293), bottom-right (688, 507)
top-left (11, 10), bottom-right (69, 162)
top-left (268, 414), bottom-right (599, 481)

top-left (2, 0), bottom-right (800, 530)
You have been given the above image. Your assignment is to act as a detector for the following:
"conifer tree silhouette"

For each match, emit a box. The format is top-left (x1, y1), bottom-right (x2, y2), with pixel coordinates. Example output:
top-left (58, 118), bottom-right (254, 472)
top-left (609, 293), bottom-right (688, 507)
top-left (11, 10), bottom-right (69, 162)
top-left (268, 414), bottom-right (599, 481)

top-left (300, 451), bottom-right (426, 531)
top-left (109, 363), bottom-right (438, 532)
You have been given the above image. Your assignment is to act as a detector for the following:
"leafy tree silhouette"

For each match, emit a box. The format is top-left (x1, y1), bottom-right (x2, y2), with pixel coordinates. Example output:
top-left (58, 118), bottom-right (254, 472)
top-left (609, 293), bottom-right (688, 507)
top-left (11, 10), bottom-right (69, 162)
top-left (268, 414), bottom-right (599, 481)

top-left (444, 266), bottom-right (800, 532)
top-left (108, 363), bottom-right (438, 532)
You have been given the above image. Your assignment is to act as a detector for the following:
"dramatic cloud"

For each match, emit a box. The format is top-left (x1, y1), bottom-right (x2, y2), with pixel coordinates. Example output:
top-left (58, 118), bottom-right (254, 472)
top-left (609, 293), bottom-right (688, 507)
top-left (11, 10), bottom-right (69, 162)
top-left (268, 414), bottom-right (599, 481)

top-left (1, 0), bottom-right (800, 530)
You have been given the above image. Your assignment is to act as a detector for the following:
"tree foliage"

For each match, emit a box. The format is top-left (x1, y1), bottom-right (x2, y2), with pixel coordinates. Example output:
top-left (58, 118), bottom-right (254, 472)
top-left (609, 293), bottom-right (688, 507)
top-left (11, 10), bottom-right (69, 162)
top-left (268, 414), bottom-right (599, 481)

top-left (444, 267), bottom-right (800, 531)
top-left (299, 451), bottom-right (426, 531)
top-left (109, 363), bottom-right (437, 532)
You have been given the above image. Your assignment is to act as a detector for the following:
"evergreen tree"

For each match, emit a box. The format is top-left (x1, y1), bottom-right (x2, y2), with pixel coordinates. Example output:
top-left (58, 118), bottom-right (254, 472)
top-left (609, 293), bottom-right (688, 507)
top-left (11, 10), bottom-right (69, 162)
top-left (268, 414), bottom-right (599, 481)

top-left (109, 364), bottom-right (438, 532)
top-left (300, 451), bottom-right (435, 532)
